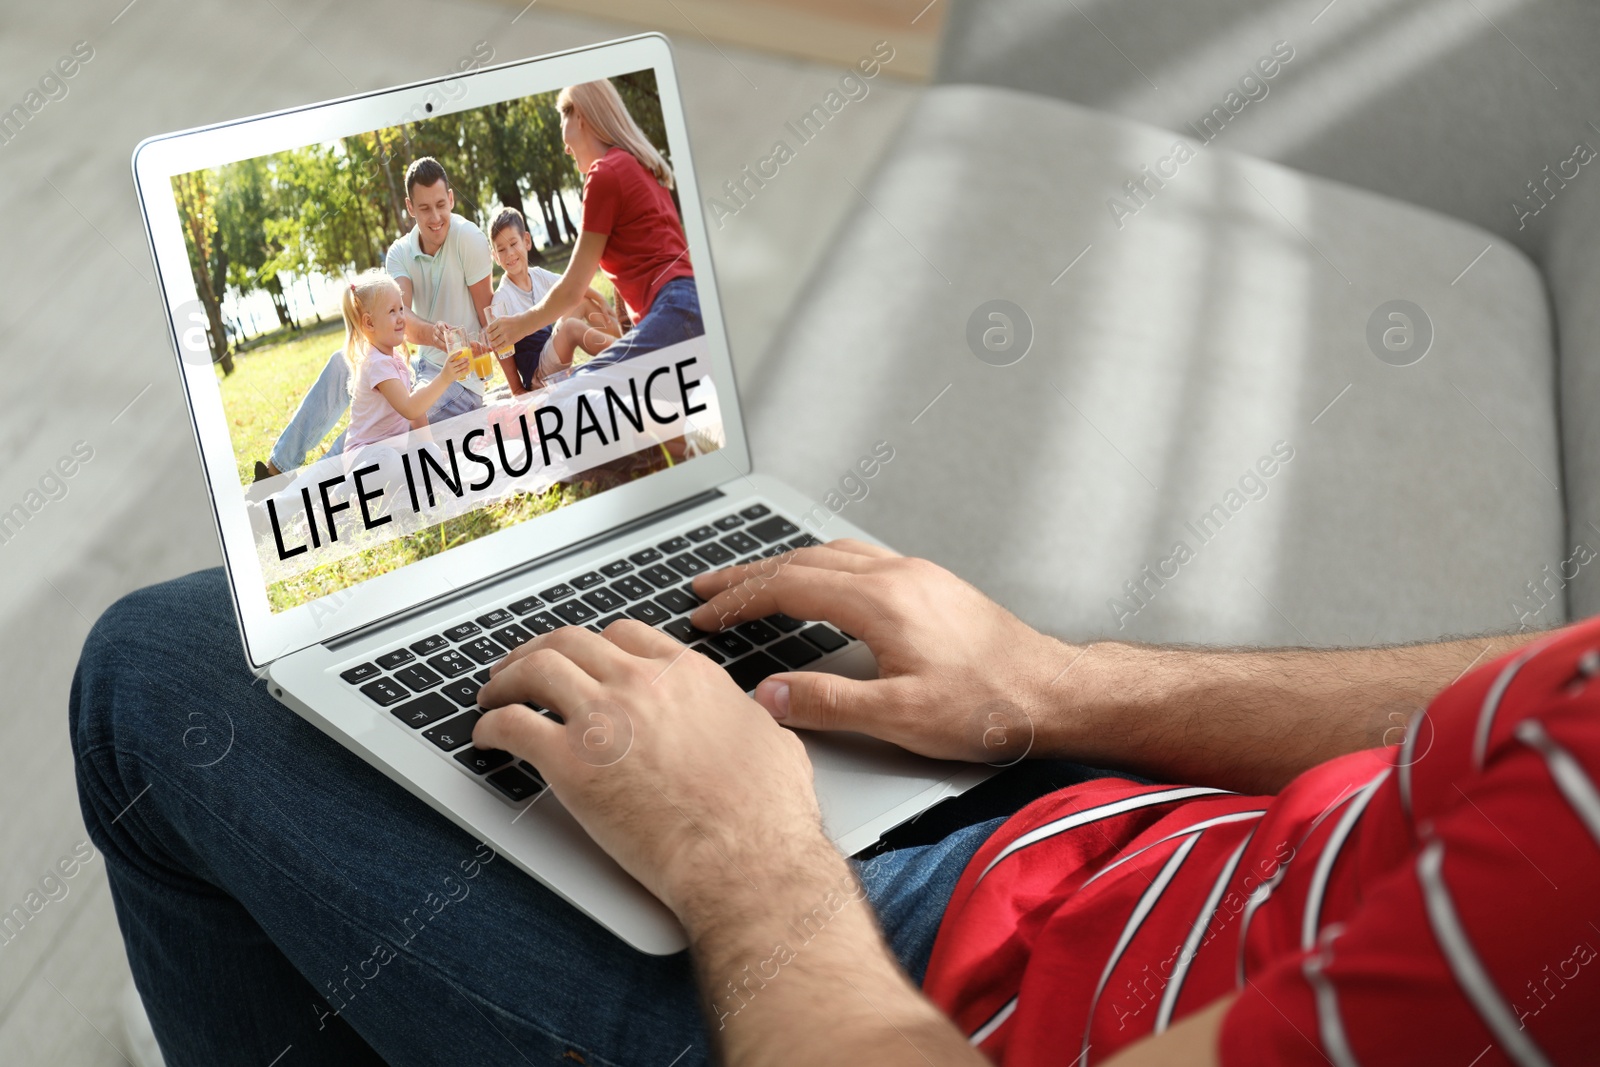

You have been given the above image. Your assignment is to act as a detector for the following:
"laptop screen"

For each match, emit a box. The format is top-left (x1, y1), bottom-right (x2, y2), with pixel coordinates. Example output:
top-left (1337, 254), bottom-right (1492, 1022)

top-left (164, 67), bottom-right (723, 615)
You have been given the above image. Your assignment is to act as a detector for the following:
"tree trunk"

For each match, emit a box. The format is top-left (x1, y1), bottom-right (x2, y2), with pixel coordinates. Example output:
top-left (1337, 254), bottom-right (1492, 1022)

top-left (557, 190), bottom-right (578, 244)
top-left (266, 276), bottom-right (292, 328)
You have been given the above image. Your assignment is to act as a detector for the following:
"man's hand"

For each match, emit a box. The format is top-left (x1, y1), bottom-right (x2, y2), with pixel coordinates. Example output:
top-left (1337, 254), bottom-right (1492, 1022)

top-left (689, 540), bottom-right (1074, 764)
top-left (472, 620), bottom-right (831, 922)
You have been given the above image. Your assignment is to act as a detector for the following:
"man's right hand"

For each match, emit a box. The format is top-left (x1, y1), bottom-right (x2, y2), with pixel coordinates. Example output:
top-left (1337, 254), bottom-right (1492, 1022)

top-left (689, 541), bottom-right (1077, 763)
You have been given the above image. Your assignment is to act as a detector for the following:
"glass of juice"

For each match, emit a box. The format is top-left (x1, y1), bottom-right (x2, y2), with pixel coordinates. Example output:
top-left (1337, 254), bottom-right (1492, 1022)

top-left (467, 325), bottom-right (496, 383)
top-left (484, 305), bottom-right (516, 358)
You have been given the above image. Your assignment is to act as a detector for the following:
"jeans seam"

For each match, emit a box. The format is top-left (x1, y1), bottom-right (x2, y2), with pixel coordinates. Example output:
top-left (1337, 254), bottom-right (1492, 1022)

top-left (86, 744), bottom-right (636, 1063)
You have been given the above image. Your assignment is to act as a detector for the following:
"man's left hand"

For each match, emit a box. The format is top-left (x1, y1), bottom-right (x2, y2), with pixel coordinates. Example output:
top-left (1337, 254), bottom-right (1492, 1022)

top-left (473, 620), bottom-right (830, 921)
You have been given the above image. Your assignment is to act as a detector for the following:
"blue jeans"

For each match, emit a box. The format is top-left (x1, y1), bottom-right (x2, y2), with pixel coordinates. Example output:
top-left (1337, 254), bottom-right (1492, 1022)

top-left (70, 570), bottom-right (1063, 1067)
top-left (572, 277), bottom-right (704, 376)
top-left (268, 350), bottom-right (349, 473)
top-left (268, 351), bottom-right (481, 472)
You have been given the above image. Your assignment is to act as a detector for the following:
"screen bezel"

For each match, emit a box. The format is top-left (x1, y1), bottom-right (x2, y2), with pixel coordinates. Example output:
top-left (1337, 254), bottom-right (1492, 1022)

top-left (132, 33), bottom-right (751, 670)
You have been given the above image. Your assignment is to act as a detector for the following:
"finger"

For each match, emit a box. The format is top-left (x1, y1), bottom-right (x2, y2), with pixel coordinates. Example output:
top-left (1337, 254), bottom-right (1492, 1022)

top-left (601, 617), bottom-right (681, 659)
top-left (688, 564), bottom-right (878, 634)
top-left (534, 626), bottom-right (633, 682)
top-left (478, 644), bottom-right (600, 712)
top-left (824, 537), bottom-right (899, 559)
top-left (473, 703), bottom-right (562, 767)
top-left (753, 671), bottom-right (893, 732)
top-left (691, 545), bottom-right (875, 601)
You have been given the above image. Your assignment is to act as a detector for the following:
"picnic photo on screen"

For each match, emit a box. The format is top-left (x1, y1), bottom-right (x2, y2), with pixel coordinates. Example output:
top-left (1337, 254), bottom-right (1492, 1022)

top-left (167, 70), bottom-right (721, 613)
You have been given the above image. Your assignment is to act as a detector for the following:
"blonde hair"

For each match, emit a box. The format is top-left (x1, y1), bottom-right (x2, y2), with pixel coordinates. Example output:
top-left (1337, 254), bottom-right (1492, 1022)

top-left (559, 80), bottom-right (674, 189)
top-left (340, 268), bottom-right (402, 393)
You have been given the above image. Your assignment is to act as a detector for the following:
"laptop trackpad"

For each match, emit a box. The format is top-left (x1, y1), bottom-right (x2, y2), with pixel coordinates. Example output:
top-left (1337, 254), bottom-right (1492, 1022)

top-left (800, 644), bottom-right (992, 853)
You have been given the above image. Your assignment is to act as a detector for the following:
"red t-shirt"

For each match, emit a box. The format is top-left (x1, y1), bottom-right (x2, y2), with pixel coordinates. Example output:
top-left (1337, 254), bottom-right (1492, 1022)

top-left (923, 621), bottom-right (1600, 1065)
top-left (580, 147), bottom-right (693, 323)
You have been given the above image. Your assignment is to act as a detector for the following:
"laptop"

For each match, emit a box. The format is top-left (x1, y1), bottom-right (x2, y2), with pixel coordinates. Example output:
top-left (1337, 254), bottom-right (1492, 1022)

top-left (131, 32), bottom-right (991, 954)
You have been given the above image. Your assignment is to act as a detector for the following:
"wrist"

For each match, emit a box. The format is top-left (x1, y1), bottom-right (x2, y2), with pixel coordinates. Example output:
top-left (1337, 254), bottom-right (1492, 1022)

top-left (674, 830), bottom-right (849, 941)
top-left (1030, 640), bottom-right (1170, 764)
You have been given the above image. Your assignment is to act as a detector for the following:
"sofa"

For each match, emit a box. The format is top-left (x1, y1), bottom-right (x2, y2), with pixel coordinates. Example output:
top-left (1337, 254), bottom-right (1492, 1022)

top-left (743, 0), bottom-right (1600, 649)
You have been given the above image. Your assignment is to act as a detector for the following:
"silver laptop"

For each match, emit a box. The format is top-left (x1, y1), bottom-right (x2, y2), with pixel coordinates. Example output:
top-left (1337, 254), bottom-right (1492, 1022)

top-left (132, 33), bottom-right (990, 954)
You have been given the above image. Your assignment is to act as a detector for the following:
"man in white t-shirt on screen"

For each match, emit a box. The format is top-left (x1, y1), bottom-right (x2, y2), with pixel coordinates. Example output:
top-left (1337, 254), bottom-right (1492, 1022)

top-left (489, 206), bottom-right (622, 395)
top-left (384, 157), bottom-right (494, 420)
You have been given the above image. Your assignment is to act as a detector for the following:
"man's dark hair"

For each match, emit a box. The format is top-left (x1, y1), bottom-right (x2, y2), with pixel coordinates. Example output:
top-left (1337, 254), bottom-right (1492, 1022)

top-left (404, 157), bottom-right (450, 199)
top-left (490, 207), bottom-right (528, 241)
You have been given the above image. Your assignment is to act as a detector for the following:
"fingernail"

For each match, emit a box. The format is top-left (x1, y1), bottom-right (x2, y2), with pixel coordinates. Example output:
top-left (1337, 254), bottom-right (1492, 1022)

top-left (761, 680), bottom-right (790, 721)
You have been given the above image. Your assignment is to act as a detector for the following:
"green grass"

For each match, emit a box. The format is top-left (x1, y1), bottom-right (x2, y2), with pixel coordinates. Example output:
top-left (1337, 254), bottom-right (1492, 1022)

top-left (216, 319), bottom-right (348, 485)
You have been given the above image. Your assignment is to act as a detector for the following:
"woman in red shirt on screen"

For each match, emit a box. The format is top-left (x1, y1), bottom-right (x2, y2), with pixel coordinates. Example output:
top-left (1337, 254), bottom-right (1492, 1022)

top-left (484, 78), bottom-right (702, 377)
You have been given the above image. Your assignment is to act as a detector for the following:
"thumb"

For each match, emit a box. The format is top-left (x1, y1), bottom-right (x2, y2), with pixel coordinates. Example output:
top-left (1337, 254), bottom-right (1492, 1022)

top-left (474, 704), bottom-right (562, 772)
top-left (753, 672), bottom-right (877, 732)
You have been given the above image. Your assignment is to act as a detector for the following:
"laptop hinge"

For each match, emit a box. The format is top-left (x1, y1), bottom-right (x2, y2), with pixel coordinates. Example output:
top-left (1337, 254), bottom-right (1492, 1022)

top-left (322, 487), bottom-right (726, 651)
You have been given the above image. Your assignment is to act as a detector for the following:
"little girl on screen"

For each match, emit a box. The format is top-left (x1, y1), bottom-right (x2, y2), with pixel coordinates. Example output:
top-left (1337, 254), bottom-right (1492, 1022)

top-left (340, 269), bottom-right (469, 451)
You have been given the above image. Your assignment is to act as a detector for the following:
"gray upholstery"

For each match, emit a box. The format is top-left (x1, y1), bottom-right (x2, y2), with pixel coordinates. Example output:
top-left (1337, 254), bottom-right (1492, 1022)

top-left (744, 85), bottom-right (1563, 646)
top-left (936, 0), bottom-right (1600, 260)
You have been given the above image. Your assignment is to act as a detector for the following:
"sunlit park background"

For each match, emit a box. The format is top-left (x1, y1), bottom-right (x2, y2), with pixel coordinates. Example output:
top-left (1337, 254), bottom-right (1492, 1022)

top-left (167, 73), bottom-right (670, 610)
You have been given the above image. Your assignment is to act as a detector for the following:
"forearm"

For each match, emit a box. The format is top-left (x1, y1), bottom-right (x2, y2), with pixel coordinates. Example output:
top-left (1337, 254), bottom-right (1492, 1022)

top-left (683, 839), bottom-right (981, 1067)
top-left (1043, 630), bottom-right (1544, 793)
top-left (402, 310), bottom-right (435, 347)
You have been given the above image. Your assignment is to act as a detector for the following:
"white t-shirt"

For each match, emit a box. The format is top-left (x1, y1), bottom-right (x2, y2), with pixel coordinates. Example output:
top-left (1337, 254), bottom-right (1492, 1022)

top-left (385, 214), bottom-right (493, 396)
top-left (490, 266), bottom-right (561, 319)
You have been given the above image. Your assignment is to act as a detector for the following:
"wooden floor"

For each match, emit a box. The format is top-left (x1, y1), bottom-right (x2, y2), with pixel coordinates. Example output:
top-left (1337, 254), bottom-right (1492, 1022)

top-left (493, 0), bottom-right (946, 79)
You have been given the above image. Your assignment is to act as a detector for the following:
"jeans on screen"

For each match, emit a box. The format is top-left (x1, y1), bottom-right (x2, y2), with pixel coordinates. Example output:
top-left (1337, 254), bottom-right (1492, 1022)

top-left (72, 569), bottom-right (1108, 1066)
top-left (572, 277), bottom-right (704, 376)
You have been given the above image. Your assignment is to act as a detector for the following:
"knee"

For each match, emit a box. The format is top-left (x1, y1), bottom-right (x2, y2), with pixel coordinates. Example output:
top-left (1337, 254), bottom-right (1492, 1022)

top-left (71, 568), bottom-right (236, 753)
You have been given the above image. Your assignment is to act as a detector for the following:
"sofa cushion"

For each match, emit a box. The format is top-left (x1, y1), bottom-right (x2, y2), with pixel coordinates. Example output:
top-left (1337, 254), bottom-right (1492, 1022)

top-left (741, 84), bottom-right (1563, 647)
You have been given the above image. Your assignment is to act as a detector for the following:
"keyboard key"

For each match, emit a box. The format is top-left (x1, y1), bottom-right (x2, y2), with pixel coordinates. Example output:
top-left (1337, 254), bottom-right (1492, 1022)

top-left (596, 612), bottom-right (629, 629)
top-left (720, 531), bottom-right (759, 555)
top-left (686, 525), bottom-right (717, 542)
top-left (787, 534), bottom-right (822, 550)
top-left (423, 711), bottom-right (482, 752)
top-left (640, 564), bottom-right (680, 589)
top-left (572, 571), bottom-right (606, 590)
top-left (490, 624), bottom-right (532, 650)
top-left (665, 617), bottom-right (712, 643)
top-left (359, 677), bottom-right (409, 706)
top-left (426, 650), bottom-right (474, 679)
top-left (473, 668), bottom-right (493, 685)
top-left (508, 595), bottom-right (546, 615)
top-left (524, 612), bottom-right (560, 635)
top-left (726, 652), bottom-right (784, 693)
top-left (654, 589), bottom-right (698, 615)
top-left (706, 631), bottom-right (753, 658)
top-left (749, 516), bottom-right (800, 543)
top-left (454, 747), bottom-right (514, 774)
top-left (760, 545), bottom-right (788, 559)
top-left (626, 601), bottom-right (671, 626)
top-left (768, 636), bottom-right (822, 669)
top-left (462, 636), bottom-right (508, 665)
top-left (475, 609), bottom-right (513, 628)
top-left (629, 547), bottom-right (662, 566)
top-left (582, 587), bottom-right (626, 613)
top-left (680, 583), bottom-right (705, 603)
top-left (768, 613), bottom-right (805, 633)
top-left (713, 514), bottom-right (744, 531)
top-left (600, 559), bottom-right (633, 577)
top-left (410, 634), bottom-right (449, 655)
top-left (552, 600), bottom-right (597, 625)
top-left (375, 649), bottom-right (414, 671)
top-left (394, 664), bottom-right (444, 692)
top-left (519, 761), bottom-right (547, 785)
top-left (539, 583), bottom-right (575, 602)
top-left (740, 503), bottom-right (770, 520)
top-left (390, 693), bottom-right (457, 728)
top-left (657, 535), bottom-right (691, 553)
top-left (611, 575), bottom-right (654, 601)
top-left (487, 766), bottom-right (544, 802)
top-left (800, 624), bottom-right (849, 654)
top-left (443, 622), bottom-right (481, 642)
top-left (695, 542), bottom-right (736, 566)
top-left (439, 679), bottom-right (482, 707)
top-left (736, 620), bottom-right (780, 644)
top-left (666, 553), bottom-right (709, 578)
top-left (692, 642), bottom-right (727, 664)
top-left (340, 662), bottom-right (380, 684)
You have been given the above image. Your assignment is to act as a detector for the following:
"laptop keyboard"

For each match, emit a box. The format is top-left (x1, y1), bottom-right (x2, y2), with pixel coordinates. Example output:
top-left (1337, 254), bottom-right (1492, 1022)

top-left (335, 503), bottom-right (854, 806)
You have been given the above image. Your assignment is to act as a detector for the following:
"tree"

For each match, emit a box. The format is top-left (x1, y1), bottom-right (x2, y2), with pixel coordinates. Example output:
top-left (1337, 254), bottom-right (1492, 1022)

top-left (170, 169), bottom-right (235, 374)
top-left (215, 157), bottom-right (292, 330)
